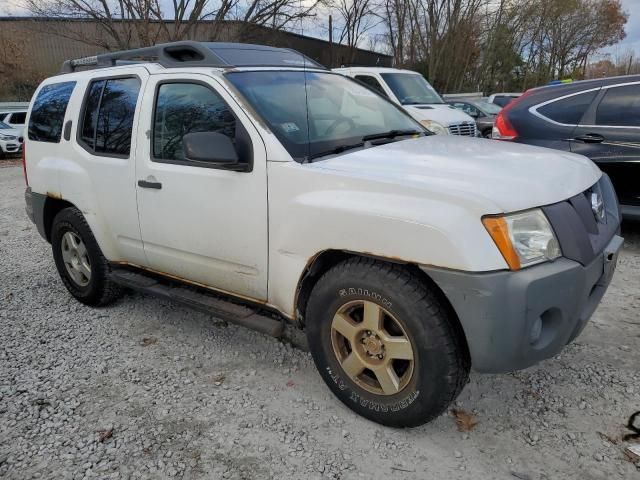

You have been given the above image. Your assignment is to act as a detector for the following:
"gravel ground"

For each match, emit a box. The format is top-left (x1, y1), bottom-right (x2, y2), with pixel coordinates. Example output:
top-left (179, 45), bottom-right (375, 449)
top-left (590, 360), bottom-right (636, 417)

top-left (1, 162), bottom-right (639, 480)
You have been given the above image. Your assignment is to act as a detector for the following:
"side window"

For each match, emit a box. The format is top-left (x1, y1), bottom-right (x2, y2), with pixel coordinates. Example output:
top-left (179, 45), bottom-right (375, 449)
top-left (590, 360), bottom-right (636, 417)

top-left (595, 84), bottom-right (640, 127)
top-left (537, 90), bottom-right (598, 125)
top-left (28, 81), bottom-right (76, 143)
top-left (10, 112), bottom-right (26, 125)
top-left (354, 75), bottom-right (388, 97)
top-left (153, 82), bottom-right (236, 162)
top-left (454, 103), bottom-right (477, 116)
top-left (80, 77), bottom-right (140, 156)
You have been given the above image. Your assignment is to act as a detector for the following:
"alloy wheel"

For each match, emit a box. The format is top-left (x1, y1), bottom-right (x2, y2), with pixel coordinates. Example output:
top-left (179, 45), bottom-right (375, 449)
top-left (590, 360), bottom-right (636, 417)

top-left (330, 300), bottom-right (415, 395)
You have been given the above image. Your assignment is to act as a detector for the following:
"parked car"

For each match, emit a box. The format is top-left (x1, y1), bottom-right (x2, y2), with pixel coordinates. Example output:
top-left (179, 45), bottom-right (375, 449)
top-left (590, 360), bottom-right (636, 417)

top-left (333, 67), bottom-right (478, 136)
top-left (447, 98), bottom-right (502, 137)
top-left (488, 93), bottom-right (521, 107)
top-left (492, 74), bottom-right (640, 220)
top-left (0, 120), bottom-right (23, 157)
top-left (24, 41), bottom-right (622, 428)
top-left (0, 110), bottom-right (27, 135)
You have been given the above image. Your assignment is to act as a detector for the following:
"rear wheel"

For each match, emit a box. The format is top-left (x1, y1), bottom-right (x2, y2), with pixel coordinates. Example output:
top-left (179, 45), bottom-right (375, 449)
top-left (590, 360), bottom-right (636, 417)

top-left (51, 207), bottom-right (122, 306)
top-left (306, 257), bottom-right (469, 427)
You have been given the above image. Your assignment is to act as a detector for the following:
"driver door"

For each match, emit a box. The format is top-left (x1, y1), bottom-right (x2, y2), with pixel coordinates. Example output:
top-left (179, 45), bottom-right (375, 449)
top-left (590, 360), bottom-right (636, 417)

top-left (134, 73), bottom-right (269, 301)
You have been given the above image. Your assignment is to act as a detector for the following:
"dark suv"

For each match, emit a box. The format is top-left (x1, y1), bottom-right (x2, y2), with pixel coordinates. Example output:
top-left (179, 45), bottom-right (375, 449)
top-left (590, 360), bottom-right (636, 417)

top-left (492, 75), bottom-right (640, 219)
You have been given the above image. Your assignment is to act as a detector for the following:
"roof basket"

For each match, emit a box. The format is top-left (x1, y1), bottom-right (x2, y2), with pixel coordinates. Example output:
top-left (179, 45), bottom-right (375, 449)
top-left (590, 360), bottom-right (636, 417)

top-left (60, 41), bottom-right (326, 73)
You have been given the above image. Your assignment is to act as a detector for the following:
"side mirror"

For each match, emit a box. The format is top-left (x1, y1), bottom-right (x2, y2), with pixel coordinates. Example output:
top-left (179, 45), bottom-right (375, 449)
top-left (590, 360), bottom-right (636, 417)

top-left (183, 131), bottom-right (239, 166)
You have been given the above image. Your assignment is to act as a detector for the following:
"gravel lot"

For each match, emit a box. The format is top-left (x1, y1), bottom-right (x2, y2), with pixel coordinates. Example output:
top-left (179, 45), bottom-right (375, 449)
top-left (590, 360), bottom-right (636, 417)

top-left (1, 162), bottom-right (639, 480)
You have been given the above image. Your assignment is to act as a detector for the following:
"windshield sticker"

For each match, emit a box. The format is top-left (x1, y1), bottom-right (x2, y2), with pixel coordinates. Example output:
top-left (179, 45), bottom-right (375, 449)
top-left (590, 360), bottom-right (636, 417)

top-left (281, 122), bottom-right (300, 133)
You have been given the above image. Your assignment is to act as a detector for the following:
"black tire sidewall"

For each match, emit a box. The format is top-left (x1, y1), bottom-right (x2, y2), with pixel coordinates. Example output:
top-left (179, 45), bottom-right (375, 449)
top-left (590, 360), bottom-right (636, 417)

top-left (51, 209), bottom-right (107, 305)
top-left (306, 263), bottom-right (464, 427)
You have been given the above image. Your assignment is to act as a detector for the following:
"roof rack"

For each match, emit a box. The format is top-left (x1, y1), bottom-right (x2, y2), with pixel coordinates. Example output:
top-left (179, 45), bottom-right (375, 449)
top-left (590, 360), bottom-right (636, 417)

top-left (60, 40), bottom-right (325, 73)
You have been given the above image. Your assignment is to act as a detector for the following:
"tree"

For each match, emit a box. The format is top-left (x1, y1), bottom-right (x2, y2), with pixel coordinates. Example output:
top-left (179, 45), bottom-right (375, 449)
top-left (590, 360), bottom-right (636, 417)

top-left (330, 0), bottom-right (380, 64)
top-left (22, 0), bottom-right (322, 50)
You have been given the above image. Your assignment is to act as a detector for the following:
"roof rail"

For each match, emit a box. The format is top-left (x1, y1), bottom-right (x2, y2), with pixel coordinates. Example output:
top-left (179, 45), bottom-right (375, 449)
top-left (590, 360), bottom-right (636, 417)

top-left (60, 40), bottom-right (326, 73)
top-left (61, 41), bottom-right (226, 73)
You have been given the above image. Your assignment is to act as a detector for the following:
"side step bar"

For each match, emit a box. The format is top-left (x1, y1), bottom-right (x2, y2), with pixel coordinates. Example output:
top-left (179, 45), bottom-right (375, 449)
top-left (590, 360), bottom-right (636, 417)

top-left (108, 268), bottom-right (285, 338)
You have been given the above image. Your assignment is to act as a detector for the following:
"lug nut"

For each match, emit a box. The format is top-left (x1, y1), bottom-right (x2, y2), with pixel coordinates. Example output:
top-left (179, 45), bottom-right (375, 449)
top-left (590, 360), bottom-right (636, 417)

top-left (377, 354), bottom-right (383, 359)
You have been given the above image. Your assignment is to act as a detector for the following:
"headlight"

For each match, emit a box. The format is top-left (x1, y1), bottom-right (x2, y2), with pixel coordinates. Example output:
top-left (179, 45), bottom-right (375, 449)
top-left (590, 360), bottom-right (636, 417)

top-left (419, 120), bottom-right (449, 135)
top-left (482, 209), bottom-right (561, 270)
top-left (0, 134), bottom-right (16, 141)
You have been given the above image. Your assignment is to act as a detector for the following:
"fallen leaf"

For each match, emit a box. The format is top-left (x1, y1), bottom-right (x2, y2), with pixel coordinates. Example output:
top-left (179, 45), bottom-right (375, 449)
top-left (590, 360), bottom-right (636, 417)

top-left (97, 428), bottom-right (113, 443)
top-left (140, 337), bottom-right (157, 347)
top-left (212, 373), bottom-right (226, 386)
top-left (286, 380), bottom-right (295, 387)
top-left (451, 408), bottom-right (478, 432)
top-left (596, 431), bottom-right (619, 445)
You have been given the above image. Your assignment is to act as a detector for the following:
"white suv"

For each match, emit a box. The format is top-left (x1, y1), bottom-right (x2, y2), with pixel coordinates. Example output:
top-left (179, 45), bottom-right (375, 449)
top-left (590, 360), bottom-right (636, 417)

top-left (24, 42), bottom-right (623, 428)
top-left (0, 120), bottom-right (23, 157)
top-left (0, 110), bottom-right (27, 135)
top-left (333, 67), bottom-right (477, 136)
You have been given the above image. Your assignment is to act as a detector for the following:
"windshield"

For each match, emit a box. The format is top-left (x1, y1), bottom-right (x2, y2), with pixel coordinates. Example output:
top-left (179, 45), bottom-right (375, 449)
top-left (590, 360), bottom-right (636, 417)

top-left (476, 100), bottom-right (502, 115)
top-left (0, 121), bottom-right (10, 129)
top-left (226, 71), bottom-right (422, 161)
top-left (380, 73), bottom-right (444, 105)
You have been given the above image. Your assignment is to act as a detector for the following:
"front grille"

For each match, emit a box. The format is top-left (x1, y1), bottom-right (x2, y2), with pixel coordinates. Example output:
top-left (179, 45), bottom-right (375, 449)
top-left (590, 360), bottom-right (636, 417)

top-left (542, 175), bottom-right (620, 266)
top-left (448, 122), bottom-right (476, 136)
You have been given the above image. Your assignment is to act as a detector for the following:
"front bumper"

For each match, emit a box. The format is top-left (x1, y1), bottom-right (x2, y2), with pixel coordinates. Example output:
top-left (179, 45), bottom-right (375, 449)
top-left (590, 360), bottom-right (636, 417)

top-left (0, 139), bottom-right (22, 154)
top-left (422, 234), bottom-right (623, 373)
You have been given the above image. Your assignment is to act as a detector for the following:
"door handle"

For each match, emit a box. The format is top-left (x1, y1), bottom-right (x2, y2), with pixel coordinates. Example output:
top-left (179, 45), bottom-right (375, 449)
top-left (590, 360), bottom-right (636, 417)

top-left (574, 133), bottom-right (604, 143)
top-left (138, 180), bottom-right (162, 189)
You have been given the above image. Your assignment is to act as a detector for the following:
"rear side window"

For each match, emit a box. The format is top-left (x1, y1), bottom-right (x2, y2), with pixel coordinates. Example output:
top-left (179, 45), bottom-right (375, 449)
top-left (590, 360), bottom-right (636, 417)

top-left (80, 77), bottom-right (141, 156)
top-left (152, 82), bottom-right (236, 162)
top-left (28, 82), bottom-right (76, 143)
top-left (537, 90), bottom-right (597, 125)
top-left (9, 112), bottom-right (26, 124)
top-left (595, 84), bottom-right (640, 127)
top-left (354, 75), bottom-right (387, 97)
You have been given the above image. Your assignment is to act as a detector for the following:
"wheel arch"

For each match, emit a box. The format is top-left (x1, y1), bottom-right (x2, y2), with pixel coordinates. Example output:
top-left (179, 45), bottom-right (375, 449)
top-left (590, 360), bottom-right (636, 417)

top-left (294, 249), bottom-right (471, 363)
top-left (42, 196), bottom-right (77, 242)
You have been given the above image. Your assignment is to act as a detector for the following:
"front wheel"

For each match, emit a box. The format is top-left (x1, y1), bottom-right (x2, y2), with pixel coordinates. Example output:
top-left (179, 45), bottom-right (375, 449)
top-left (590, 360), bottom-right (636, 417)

top-left (306, 258), bottom-right (469, 427)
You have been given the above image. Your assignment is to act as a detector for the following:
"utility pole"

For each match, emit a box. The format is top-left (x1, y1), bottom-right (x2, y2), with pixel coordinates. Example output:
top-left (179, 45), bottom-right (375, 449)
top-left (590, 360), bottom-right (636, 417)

top-left (329, 15), bottom-right (333, 68)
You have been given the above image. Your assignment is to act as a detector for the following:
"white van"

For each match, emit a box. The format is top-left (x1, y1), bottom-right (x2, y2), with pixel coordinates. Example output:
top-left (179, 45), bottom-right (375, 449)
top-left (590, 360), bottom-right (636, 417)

top-left (333, 67), bottom-right (477, 136)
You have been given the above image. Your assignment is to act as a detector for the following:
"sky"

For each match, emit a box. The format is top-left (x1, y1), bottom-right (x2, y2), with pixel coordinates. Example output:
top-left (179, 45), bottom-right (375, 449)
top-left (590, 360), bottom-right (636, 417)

top-left (600, 0), bottom-right (640, 58)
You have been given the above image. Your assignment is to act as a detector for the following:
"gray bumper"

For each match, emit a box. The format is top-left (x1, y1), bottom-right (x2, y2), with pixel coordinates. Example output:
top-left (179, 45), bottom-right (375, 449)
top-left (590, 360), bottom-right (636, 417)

top-left (422, 234), bottom-right (623, 373)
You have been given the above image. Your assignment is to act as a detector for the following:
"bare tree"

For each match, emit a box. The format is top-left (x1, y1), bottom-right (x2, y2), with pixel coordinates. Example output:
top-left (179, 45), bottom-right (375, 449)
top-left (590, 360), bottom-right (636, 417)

top-left (21, 0), bottom-right (322, 50)
top-left (332, 0), bottom-right (380, 63)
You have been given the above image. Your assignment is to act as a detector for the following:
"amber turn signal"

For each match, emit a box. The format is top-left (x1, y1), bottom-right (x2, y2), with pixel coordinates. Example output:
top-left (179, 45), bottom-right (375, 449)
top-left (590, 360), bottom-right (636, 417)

top-left (482, 216), bottom-right (521, 270)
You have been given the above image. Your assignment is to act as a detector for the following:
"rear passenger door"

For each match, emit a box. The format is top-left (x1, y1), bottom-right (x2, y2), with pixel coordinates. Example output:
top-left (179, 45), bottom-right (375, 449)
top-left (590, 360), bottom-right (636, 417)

top-left (571, 82), bottom-right (640, 207)
top-left (65, 68), bottom-right (149, 265)
top-left (134, 73), bottom-right (269, 301)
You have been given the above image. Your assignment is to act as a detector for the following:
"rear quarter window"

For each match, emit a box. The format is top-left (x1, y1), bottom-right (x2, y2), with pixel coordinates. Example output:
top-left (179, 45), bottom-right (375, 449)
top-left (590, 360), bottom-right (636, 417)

top-left (537, 90), bottom-right (598, 125)
top-left (595, 84), bottom-right (640, 127)
top-left (28, 81), bottom-right (76, 143)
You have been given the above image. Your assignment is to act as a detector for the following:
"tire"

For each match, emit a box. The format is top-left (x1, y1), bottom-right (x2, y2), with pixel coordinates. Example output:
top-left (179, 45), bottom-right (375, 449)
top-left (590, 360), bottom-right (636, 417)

top-left (306, 257), bottom-right (469, 427)
top-left (483, 129), bottom-right (492, 139)
top-left (51, 207), bottom-right (122, 306)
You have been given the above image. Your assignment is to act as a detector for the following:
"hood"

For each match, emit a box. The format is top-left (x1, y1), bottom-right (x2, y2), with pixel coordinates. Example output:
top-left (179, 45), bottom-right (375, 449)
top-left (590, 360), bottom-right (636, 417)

top-left (403, 104), bottom-right (476, 126)
top-left (310, 135), bottom-right (601, 214)
top-left (0, 127), bottom-right (22, 139)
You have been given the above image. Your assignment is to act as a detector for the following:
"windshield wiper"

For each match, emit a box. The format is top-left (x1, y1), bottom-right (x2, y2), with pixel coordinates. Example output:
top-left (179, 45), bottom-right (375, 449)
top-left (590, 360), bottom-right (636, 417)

top-left (305, 142), bottom-right (365, 162)
top-left (361, 129), bottom-right (423, 142)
